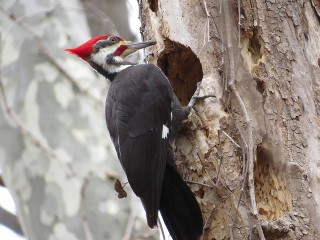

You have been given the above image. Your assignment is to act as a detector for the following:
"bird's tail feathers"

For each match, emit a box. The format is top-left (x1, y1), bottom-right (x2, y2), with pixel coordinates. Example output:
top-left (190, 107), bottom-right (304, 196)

top-left (159, 165), bottom-right (203, 240)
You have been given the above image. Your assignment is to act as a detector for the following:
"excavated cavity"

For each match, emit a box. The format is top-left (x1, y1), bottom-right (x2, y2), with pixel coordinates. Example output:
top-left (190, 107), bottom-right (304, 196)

top-left (157, 39), bottom-right (203, 106)
top-left (147, 0), bottom-right (158, 13)
top-left (254, 77), bottom-right (266, 94)
top-left (241, 28), bottom-right (265, 70)
top-left (254, 136), bottom-right (292, 221)
top-left (248, 28), bottom-right (263, 64)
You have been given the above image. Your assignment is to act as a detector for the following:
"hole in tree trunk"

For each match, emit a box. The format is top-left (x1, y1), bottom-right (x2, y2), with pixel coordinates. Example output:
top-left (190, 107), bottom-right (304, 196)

top-left (248, 28), bottom-right (264, 64)
top-left (254, 77), bottom-right (266, 94)
top-left (157, 39), bottom-right (203, 106)
top-left (254, 136), bottom-right (292, 221)
top-left (147, 0), bottom-right (158, 13)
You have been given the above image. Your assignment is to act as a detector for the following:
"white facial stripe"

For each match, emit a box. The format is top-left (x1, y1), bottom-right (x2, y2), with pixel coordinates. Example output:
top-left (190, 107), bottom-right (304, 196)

top-left (91, 46), bottom-right (131, 73)
top-left (162, 125), bottom-right (169, 139)
top-left (113, 56), bottom-right (123, 62)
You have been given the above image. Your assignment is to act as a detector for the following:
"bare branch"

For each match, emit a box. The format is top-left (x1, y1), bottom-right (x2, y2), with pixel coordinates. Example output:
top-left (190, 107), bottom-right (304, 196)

top-left (203, 204), bottom-right (216, 235)
top-left (196, 153), bottom-right (216, 187)
top-left (237, 0), bottom-right (241, 48)
top-left (184, 180), bottom-right (215, 188)
top-left (221, 130), bottom-right (241, 148)
top-left (0, 175), bottom-right (5, 187)
top-left (80, 176), bottom-right (94, 240)
top-left (215, 130), bottom-right (224, 186)
top-left (0, 205), bottom-right (23, 236)
top-left (122, 203), bottom-right (137, 240)
top-left (198, 0), bottom-right (211, 55)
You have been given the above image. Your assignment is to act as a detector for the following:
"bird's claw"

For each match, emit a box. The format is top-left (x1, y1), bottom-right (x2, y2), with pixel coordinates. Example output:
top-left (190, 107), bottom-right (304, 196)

top-left (187, 82), bottom-right (215, 108)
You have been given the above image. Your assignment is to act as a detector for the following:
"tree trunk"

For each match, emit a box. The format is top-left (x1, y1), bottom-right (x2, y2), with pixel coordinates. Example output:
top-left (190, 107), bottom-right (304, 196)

top-left (140, 0), bottom-right (320, 239)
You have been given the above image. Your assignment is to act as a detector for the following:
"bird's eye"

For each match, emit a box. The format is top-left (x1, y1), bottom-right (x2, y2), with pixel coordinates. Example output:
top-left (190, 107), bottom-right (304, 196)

top-left (108, 36), bottom-right (118, 43)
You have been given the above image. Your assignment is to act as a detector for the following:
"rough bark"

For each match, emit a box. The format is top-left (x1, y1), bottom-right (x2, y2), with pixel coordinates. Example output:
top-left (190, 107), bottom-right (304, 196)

top-left (140, 0), bottom-right (320, 239)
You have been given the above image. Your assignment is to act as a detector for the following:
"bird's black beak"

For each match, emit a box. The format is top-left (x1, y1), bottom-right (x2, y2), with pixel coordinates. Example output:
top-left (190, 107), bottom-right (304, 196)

top-left (118, 40), bottom-right (156, 58)
top-left (124, 40), bottom-right (156, 50)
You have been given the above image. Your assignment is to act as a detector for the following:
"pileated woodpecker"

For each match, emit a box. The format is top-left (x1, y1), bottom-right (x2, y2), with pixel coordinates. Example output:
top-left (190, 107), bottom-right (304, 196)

top-left (66, 35), bottom-right (203, 240)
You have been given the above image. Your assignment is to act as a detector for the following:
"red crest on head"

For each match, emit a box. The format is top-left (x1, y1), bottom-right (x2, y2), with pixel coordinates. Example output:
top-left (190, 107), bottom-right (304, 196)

top-left (65, 35), bottom-right (124, 60)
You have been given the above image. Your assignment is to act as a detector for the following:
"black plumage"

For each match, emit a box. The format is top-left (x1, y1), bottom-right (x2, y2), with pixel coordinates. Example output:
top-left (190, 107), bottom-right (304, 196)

top-left (106, 64), bottom-right (203, 239)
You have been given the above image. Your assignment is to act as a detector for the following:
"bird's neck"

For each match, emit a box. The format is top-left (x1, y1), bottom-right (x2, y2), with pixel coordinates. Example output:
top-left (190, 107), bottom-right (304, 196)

top-left (89, 61), bottom-right (133, 81)
top-left (88, 53), bottom-right (136, 81)
top-left (89, 61), bottom-right (116, 81)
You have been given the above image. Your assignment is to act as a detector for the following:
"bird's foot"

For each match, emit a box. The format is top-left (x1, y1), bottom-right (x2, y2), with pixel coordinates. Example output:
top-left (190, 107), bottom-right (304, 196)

top-left (187, 82), bottom-right (215, 109)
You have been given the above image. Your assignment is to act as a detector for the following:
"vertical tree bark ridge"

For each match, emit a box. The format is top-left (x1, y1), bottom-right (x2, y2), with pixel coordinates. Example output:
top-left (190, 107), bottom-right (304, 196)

top-left (140, 0), bottom-right (320, 239)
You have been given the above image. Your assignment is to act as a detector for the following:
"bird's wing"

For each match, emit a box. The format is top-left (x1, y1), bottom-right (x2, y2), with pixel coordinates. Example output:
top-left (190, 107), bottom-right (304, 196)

top-left (105, 64), bottom-right (173, 226)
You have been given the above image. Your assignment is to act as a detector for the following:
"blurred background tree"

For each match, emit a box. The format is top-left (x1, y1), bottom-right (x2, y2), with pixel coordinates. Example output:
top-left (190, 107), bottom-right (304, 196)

top-left (0, 0), bottom-right (157, 239)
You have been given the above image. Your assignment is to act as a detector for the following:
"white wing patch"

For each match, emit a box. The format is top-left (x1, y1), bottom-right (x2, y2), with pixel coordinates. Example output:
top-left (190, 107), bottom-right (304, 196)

top-left (162, 125), bottom-right (169, 139)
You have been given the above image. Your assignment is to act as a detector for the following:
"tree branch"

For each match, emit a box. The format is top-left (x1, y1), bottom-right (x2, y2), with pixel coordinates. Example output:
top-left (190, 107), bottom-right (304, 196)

top-left (0, 175), bottom-right (5, 187)
top-left (122, 203), bottom-right (137, 240)
top-left (0, 205), bottom-right (23, 236)
top-left (80, 176), bottom-right (94, 240)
